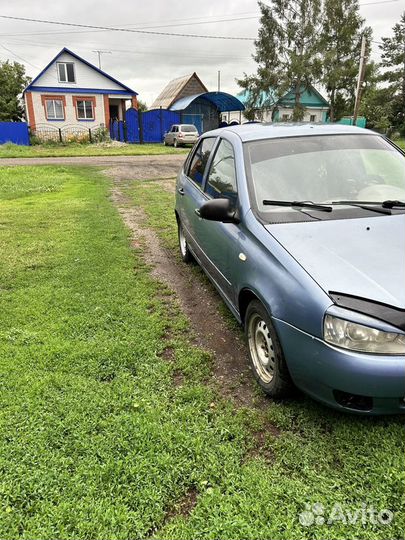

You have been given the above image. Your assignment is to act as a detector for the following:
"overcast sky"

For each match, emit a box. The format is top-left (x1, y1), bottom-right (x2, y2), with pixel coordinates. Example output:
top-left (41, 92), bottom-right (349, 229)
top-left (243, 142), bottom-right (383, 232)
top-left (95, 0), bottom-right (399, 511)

top-left (0, 0), bottom-right (403, 105)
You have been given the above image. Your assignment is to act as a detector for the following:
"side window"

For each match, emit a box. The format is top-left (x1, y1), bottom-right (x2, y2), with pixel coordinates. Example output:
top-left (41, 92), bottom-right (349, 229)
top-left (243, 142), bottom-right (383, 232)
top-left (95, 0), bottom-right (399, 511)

top-left (206, 139), bottom-right (237, 202)
top-left (187, 137), bottom-right (216, 187)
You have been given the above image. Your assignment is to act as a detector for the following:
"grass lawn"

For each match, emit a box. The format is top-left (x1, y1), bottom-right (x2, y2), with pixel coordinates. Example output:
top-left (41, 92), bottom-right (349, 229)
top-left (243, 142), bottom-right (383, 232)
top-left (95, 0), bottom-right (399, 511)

top-left (0, 142), bottom-right (188, 159)
top-left (0, 167), bottom-right (404, 539)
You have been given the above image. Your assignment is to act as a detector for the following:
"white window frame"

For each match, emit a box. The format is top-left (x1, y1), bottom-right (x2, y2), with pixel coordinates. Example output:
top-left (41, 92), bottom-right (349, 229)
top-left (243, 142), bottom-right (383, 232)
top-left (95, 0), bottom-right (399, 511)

top-left (45, 99), bottom-right (64, 120)
top-left (57, 62), bottom-right (76, 83)
top-left (76, 99), bottom-right (94, 120)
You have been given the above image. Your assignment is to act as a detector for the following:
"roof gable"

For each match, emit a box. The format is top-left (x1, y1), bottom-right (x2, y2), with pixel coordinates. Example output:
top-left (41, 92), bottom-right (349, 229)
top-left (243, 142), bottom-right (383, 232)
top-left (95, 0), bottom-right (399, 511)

top-left (237, 84), bottom-right (329, 109)
top-left (25, 47), bottom-right (137, 94)
top-left (279, 85), bottom-right (329, 108)
top-left (150, 72), bottom-right (208, 110)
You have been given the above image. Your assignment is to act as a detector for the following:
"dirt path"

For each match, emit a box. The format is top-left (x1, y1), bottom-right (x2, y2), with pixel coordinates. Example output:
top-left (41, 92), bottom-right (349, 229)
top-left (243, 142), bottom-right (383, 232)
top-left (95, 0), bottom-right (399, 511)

top-left (0, 154), bottom-right (186, 176)
top-left (108, 163), bottom-right (267, 410)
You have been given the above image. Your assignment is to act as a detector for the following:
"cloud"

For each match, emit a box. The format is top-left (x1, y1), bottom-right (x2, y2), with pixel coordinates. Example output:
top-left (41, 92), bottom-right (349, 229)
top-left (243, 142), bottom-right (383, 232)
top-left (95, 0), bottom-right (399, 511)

top-left (0, 0), bottom-right (403, 105)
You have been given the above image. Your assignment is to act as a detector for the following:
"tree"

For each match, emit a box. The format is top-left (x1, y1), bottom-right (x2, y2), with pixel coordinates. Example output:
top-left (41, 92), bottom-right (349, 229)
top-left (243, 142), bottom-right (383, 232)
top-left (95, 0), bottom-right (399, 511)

top-left (137, 99), bottom-right (148, 112)
top-left (359, 86), bottom-right (394, 133)
top-left (320, 0), bottom-right (370, 121)
top-left (238, 0), bottom-right (322, 121)
top-left (0, 60), bottom-right (31, 121)
top-left (380, 11), bottom-right (405, 131)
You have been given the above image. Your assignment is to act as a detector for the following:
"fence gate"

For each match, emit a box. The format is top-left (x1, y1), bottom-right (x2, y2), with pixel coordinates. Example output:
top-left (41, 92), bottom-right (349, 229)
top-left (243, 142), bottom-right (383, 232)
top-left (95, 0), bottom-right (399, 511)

top-left (125, 108), bottom-right (140, 143)
top-left (142, 109), bottom-right (181, 143)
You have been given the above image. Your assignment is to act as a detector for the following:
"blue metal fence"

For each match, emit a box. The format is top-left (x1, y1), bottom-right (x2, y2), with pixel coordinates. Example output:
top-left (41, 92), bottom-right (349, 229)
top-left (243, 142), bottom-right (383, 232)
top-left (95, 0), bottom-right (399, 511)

top-left (0, 122), bottom-right (30, 145)
top-left (141, 109), bottom-right (181, 143)
top-left (109, 108), bottom-right (182, 144)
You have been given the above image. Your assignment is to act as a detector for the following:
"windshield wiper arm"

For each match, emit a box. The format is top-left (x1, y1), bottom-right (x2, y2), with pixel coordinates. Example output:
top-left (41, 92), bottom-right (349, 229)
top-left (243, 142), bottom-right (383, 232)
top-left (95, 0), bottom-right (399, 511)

top-left (382, 200), bottom-right (405, 209)
top-left (331, 201), bottom-right (391, 215)
top-left (263, 200), bottom-right (332, 212)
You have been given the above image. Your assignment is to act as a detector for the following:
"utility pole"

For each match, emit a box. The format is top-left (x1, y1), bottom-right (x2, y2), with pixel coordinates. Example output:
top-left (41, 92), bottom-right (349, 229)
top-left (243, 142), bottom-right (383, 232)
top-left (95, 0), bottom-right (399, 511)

top-left (352, 34), bottom-right (367, 126)
top-left (93, 50), bottom-right (112, 70)
top-left (217, 70), bottom-right (221, 92)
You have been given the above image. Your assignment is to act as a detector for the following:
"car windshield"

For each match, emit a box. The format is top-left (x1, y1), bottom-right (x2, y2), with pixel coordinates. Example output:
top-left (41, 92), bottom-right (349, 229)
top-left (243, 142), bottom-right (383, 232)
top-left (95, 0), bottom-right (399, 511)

top-left (181, 125), bottom-right (197, 132)
top-left (245, 134), bottom-right (405, 213)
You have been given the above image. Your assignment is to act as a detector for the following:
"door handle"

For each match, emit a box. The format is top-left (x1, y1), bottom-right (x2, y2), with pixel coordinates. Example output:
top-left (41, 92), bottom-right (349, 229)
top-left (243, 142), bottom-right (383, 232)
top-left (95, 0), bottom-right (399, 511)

top-left (194, 208), bottom-right (201, 217)
top-left (177, 187), bottom-right (185, 196)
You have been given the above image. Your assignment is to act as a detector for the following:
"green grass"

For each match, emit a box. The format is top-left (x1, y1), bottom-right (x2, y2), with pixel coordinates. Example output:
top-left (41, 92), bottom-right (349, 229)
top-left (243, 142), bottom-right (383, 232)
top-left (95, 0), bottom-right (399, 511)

top-left (395, 138), bottom-right (405, 150)
top-left (0, 142), bottom-right (188, 158)
top-left (0, 167), bottom-right (404, 539)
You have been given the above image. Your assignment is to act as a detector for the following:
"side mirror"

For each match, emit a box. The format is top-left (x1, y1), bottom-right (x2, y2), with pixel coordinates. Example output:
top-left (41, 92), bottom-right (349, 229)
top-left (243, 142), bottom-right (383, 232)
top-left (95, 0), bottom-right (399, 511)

top-left (198, 198), bottom-right (240, 224)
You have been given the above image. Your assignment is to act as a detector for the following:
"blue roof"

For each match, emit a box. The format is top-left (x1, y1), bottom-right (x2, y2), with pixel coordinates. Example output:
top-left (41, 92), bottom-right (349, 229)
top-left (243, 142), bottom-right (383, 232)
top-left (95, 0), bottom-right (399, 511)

top-left (170, 91), bottom-right (245, 112)
top-left (24, 47), bottom-right (137, 95)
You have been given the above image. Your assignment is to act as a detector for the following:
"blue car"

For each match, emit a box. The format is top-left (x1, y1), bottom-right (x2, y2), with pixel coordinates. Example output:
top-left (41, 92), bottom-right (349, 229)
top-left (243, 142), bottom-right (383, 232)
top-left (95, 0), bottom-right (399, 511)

top-left (175, 124), bottom-right (405, 414)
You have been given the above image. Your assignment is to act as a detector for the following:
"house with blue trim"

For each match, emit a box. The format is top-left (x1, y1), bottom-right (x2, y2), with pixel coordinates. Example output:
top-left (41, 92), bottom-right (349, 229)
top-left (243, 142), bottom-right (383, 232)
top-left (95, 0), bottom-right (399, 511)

top-left (225, 84), bottom-right (329, 124)
top-left (23, 48), bottom-right (138, 134)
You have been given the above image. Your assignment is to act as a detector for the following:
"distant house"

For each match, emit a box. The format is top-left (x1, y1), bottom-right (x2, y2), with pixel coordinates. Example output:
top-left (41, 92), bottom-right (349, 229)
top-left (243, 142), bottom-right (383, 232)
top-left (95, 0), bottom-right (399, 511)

top-left (150, 72), bottom-right (244, 133)
top-left (23, 48), bottom-right (138, 134)
top-left (225, 84), bottom-right (329, 124)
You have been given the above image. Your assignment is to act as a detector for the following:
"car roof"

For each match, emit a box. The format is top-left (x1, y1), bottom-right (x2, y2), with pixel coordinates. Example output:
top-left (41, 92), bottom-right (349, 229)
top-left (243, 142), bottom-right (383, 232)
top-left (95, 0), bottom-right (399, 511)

top-left (202, 123), bottom-right (378, 142)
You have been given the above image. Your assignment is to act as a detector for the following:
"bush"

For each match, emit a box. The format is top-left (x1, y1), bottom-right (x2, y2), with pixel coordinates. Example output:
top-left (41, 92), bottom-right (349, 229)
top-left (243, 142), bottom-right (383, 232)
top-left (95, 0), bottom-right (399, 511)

top-left (91, 127), bottom-right (110, 143)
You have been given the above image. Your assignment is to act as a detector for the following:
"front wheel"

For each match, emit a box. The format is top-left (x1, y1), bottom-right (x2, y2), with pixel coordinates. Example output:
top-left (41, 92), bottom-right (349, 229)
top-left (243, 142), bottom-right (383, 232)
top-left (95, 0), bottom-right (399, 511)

top-left (178, 221), bottom-right (193, 263)
top-left (245, 300), bottom-right (293, 398)
top-left (174, 139), bottom-right (179, 148)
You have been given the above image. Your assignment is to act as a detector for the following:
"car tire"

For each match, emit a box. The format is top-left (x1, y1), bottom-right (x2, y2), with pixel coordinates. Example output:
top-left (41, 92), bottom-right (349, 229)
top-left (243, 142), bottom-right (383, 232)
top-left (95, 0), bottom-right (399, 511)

top-left (174, 139), bottom-right (179, 148)
top-left (245, 300), bottom-right (293, 398)
top-left (178, 220), bottom-right (193, 263)
top-left (163, 139), bottom-right (167, 146)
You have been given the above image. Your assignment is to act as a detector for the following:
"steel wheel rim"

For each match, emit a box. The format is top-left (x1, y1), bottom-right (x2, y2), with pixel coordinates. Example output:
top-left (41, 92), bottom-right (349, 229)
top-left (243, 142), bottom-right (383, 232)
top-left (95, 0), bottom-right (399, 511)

top-left (248, 314), bottom-right (275, 384)
top-left (179, 225), bottom-right (187, 257)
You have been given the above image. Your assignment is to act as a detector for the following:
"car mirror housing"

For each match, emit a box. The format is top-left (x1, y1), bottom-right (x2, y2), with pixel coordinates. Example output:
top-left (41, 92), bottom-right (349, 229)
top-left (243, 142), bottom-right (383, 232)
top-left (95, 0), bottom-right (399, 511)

top-left (198, 198), bottom-right (240, 224)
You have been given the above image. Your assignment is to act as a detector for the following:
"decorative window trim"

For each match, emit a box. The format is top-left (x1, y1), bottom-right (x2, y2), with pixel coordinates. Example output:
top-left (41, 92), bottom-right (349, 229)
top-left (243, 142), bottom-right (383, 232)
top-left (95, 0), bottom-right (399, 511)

top-left (57, 62), bottom-right (76, 84)
top-left (41, 94), bottom-right (66, 121)
top-left (72, 96), bottom-right (96, 121)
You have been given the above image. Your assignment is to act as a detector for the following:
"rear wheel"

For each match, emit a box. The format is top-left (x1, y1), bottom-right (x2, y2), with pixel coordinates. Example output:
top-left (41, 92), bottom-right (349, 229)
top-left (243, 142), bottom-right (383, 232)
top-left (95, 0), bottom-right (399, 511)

top-left (245, 300), bottom-right (293, 398)
top-left (178, 221), bottom-right (193, 263)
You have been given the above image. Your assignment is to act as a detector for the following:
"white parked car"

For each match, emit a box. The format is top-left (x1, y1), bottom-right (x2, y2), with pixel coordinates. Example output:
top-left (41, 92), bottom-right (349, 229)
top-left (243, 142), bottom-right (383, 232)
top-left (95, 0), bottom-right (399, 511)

top-left (164, 124), bottom-right (199, 147)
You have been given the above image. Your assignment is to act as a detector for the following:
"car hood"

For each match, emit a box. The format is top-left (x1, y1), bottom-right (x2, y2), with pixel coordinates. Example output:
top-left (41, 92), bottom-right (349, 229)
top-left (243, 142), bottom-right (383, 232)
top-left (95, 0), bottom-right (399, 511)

top-left (265, 214), bottom-right (405, 309)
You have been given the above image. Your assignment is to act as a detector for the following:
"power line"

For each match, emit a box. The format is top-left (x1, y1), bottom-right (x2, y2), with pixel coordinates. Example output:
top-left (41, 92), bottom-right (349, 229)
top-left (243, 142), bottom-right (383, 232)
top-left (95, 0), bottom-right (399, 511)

top-left (0, 43), bottom-right (39, 68)
top-left (0, 13), bottom-right (260, 37)
top-left (3, 38), bottom-right (252, 61)
top-left (0, 15), bottom-right (256, 41)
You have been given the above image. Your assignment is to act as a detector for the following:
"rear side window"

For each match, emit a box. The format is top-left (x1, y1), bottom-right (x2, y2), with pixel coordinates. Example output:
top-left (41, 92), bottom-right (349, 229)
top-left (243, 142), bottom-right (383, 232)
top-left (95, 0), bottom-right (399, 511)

top-left (206, 139), bottom-right (237, 201)
top-left (187, 137), bottom-right (216, 187)
top-left (181, 125), bottom-right (197, 132)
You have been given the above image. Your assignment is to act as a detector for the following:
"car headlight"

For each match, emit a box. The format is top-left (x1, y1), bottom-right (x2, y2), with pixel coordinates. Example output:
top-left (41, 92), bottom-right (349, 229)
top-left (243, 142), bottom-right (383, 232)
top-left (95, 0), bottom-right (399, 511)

top-left (324, 315), bottom-right (405, 355)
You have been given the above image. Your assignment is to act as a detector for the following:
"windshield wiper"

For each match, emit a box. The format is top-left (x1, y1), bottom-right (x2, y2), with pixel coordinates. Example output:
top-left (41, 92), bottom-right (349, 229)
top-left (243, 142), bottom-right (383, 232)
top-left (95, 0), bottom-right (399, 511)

top-left (331, 201), bottom-right (391, 215)
top-left (263, 200), bottom-right (332, 212)
top-left (382, 200), bottom-right (405, 209)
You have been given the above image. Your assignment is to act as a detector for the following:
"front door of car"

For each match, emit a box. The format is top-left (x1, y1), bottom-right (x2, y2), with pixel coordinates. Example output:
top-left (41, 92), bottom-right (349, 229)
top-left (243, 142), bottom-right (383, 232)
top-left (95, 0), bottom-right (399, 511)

top-left (177, 137), bottom-right (217, 261)
top-left (196, 138), bottom-right (240, 306)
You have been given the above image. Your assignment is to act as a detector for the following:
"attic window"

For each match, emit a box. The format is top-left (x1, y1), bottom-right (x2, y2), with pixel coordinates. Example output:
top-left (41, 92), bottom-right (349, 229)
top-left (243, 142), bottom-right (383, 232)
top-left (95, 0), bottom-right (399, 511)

top-left (57, 62), bottom-right (75, 83)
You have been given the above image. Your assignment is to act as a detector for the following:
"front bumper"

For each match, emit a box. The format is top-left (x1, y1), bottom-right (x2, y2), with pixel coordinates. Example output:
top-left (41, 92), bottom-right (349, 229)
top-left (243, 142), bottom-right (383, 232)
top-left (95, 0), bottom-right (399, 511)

top-left (274, 318), bottom-right (405, 414)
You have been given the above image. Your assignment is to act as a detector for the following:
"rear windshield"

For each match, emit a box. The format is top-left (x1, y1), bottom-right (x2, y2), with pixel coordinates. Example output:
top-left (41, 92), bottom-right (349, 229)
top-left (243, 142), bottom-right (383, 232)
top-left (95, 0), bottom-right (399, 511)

top-left (181, 125), bottom-right (198, 132)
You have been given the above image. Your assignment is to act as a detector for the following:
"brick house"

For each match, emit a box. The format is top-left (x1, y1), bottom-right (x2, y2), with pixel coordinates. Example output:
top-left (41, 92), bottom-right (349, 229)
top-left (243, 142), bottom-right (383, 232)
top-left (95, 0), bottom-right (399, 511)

top-left (23, 48), bottom-right (138, 134)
